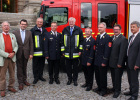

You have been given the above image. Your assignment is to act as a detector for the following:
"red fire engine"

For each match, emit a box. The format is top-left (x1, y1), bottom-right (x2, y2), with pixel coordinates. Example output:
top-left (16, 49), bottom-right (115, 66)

top-left (39, 0), bottom-right (140, 39)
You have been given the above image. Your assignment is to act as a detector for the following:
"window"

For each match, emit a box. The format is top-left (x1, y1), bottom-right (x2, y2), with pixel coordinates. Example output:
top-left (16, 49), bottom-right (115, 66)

top-left (81, 3), bottom-right (92, 28)
top-left (98, 3), bottom-right (117, 28)
top-left (44, 7), bottom-right (68, 27)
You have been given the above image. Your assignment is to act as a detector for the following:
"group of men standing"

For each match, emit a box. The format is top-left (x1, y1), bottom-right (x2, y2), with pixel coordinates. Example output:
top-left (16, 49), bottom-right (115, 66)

top-left (0, 17), bottom-right (139, 100)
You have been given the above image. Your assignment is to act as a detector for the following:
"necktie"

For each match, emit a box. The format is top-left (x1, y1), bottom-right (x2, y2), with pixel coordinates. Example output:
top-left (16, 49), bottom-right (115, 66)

top-left (127, 35), bottom-right (134, 55)
top-left (39, 28), bottom-right (42, 32)
top-left (70, 27), bottom-right (73, 36)
top-left (113, 36), bottom-right (116, 41)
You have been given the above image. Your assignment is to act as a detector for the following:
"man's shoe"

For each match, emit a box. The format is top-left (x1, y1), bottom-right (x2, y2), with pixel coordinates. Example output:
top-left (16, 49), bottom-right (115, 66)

top-left (113, 92), bottom-right (120, 98)
top-left (81, 83), bottom-right (87, 88)
top-left (39, 77), bottom-right (46, 81)
top-left (19, 84), bottom-right (24, 90)
top-left (124, 91), bottom-right (131, 96)
top-left (55, 79), bottom-right (60, 84)
top-left (33, 79), bottom-right (39, 84)
top-left (99, 91), bottom-right (107, 96)
top-left (1, 91), bottom-right (5, 97)
top-left (8, 88), bottom-right (17, 93)
top-left (73, 81), bottom-right (78, 86)
top-left (128, 96), bottom-right (137, 100)
top-left (24, 81), bottom-right (30, 86)
top-left (93, 87), bottom-right (101, 92)
top-left (86, 86), bottom-right (92, 91)
top-left (49, 79), bottom-right (54, 84)
top-left (67, 80), bottom-right (72, 85)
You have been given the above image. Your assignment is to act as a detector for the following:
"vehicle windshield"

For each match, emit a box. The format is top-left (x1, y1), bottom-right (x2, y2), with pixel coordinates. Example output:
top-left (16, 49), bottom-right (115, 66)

top-left (44, 7), bottom-right (68, 27)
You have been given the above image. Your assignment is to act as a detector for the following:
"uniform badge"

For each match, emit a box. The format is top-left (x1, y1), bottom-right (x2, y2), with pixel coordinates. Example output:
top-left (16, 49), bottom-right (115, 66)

top-left (108, 42), bottom-right (112, 47)
top-left (86, 48), bottom-right (88, 50)
top-left (51, 33), bottom-right (53, 35)
top-left (103, 36), bottom-right (105, 38)
top-left (44, 37), bottom-right (45, 41)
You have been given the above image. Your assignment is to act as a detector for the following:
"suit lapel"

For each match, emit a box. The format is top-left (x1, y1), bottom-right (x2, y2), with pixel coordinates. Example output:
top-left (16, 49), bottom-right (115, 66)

top-left (17, 30), bottom-right (23, 44)
top-left (130, 33), bottom-right (140, 47)
top-left (0, 33), bottom-right (5, 49)
top-left (112, 34), bottom-right (122, 47)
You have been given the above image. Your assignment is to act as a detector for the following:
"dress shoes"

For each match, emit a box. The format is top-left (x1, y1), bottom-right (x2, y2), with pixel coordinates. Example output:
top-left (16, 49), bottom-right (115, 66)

top-left (67, 80), bottom-right (72, 85)
top-left (128, 96), bottom-right (137, 100)
top-left (124, 91), bottom-right (131, 96)
top-left (73, 81), bottom-right (78, 86)
top-left (1, 91), bottom-right (5, 97)
top-left (24, 81), bottom-right (30, 86)
top-left (113, 92), bottom-right (120, 98)
top-left (39, 77), bottom-right (46, 81)
top-left (86, 86), bottom-right (92, 91)
top-left (19, 84), bottom-right (24, 90)
top-left (55, 79), bottom-right (60, 84)
top-left (8, 88), bottom-right (17, 93)
top-left (81, 83), bottom-right (87, 88)
top-left (93, 87), bottom-right (101, 92)
top-left (33, 79), bottom-right (39, 84)
top-left (49, 79), bottom-right (54, 84)
top-left (99, 91), bottom-right (107, 96)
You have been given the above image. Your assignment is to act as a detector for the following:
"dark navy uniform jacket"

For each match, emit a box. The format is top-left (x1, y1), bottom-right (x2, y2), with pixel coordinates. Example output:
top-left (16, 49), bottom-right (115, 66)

top-left (44, 31), bottom-right (62, 60)
top-left (82, 36), bottom-right (95, 66)
top-left (94, 33), bottom-right (112, 66)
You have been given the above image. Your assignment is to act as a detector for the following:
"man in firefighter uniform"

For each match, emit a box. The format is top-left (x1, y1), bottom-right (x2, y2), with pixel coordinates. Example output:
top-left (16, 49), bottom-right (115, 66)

top-left (31, 17), bottom-right (48, 84)
top-left (61, 17), bottom-right (83, 86)
top-left (81, 28), bottom-right (95, 91)
top-left (93, 22), bottom-right (112, 96)
top-left (44, 22), bottom-right (61, 84)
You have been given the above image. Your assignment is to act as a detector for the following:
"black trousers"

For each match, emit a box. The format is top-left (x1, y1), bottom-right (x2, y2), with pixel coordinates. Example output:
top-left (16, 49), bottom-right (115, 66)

top-left (65, 59), bottom-right (79, 81)
top-left (127, 68), bottom-right (139, 97)
top-left (110, 67), bottom-right (123, 92)
top-left (48, 59), bottom-right (60, 79)
top-left (82, 65), bottom-right (94, 87)
top-left (95, 65), bottom-right (107, 92)
top-left (33, 56), bottom-right (45, 79)
top-left (16, 52), bottom-right (28, 84)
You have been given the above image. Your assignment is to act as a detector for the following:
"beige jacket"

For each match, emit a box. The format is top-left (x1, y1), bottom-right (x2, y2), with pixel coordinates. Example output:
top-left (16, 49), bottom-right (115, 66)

top-left (0, 33), bottom-right (18, 66)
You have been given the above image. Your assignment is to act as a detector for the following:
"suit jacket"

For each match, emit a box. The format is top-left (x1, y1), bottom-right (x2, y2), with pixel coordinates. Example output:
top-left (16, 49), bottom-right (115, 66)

top-left (109, 34), bottom-right (128, 68)
top-left (127, 32), bottom-right (140, 69)
top-left (82, 37), bottom-right (95, 66)
top-left (94, 33), bottom-right (112, 66)
top-left (44, 31), bottom-right (62, 60)
top-left (13, 29), bottom-right (33, 59)
top-left (0, 33), bottom-right (18, 66)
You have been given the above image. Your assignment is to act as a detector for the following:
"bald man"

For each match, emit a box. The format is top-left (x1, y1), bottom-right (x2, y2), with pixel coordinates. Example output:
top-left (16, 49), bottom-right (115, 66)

top-left (31, 17), bottom-right (48, 84)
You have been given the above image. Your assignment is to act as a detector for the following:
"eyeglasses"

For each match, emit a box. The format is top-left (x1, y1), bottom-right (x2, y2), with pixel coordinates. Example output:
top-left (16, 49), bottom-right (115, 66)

top-left (113, 29), bottom-right (120, 31)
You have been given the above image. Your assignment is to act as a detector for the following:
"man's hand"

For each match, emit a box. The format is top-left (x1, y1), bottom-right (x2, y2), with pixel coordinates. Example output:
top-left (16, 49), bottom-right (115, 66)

top-left (46, 57), bottom-right (49, 59)
top-left (134, 66), bottom-right (139, 71)
top-left (117, 65), bottom-right (122, 68)
top-left (79, 52), bottom-right (81, 56)
top-left (101, 63), bottom-right (106, 67)
top-left (29, 55), bottom-right (33, 60)
top-left (8, 52), bottom-right (15, 58)
top-left (87, 63), bottom-right (91, 66)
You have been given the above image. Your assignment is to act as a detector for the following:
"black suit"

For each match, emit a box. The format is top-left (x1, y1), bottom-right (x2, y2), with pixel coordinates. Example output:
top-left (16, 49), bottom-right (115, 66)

top-left (94, 33), bottom-right (112, 92)
top-left (82, 37), bottom-right (95, 87)
top-left (109, 34), bottom-right (128, 92)
top-left (127, 32), bottom-right (140, 97)
top-left (44, 31), bottom-right (61, 79)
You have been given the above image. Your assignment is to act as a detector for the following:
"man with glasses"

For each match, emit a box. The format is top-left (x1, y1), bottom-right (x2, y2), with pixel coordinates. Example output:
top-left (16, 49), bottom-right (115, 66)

top-left (109, 24), bottom-right (128, 98)
top-left (13, 19), bottom-right (33, 90)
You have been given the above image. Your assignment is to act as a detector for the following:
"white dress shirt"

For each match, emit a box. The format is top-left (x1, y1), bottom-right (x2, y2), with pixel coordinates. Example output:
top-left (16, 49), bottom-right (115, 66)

top-left (20, 29), bottom-right (25, 43)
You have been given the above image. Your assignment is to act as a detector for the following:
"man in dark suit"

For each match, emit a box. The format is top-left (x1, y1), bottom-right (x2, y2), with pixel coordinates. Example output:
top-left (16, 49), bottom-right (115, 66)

top-left (31, 17), bottom-right (47, 84)
top-left (44, 22), bottom-right (61, 84)
top-left (61, 17), bottom-right (83, 86)
top-left (93, 22), bottom-right (112, 96)
top-left (109, 24), bottom-right (128, 98)
top-left (124, 21), bottom-right (140, 100)
top-left (13, 19), bottom-right (33, 90)
top-left (81, 28), bottom-right (95, 91)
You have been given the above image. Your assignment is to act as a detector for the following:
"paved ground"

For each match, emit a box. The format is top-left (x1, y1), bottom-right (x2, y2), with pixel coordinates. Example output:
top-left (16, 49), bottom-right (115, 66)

top-left (1, 60), bottom-right (140, 100)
